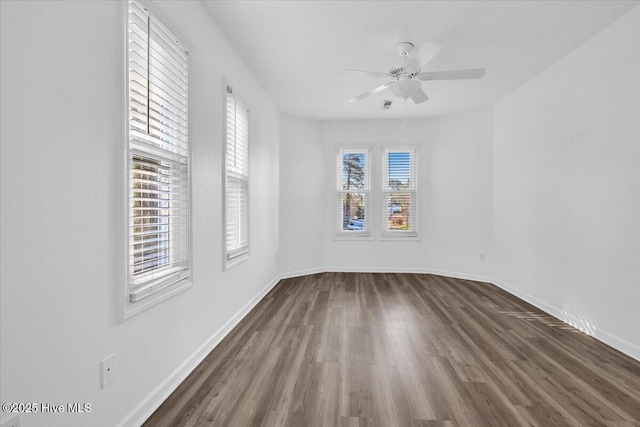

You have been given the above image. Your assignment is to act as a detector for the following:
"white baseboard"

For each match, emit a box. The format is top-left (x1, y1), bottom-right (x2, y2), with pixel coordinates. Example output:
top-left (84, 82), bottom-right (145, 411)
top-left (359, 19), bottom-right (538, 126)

top-left (120, 267), bottom-right (638, 427)
top-left (116, 273), bottom-right (282, 427)
top-left (278, 267), bottom-right (326, 280)
top-left (282, 267), bottom-right (639, 361)
top-left (596, 329), bottom-right (640, 361)
top-left (492, 278), bottom-right (640, 361)
top-left (323, 265), bottom-right (494, 284)
top-left (491, 278), bottom-right (564, 319)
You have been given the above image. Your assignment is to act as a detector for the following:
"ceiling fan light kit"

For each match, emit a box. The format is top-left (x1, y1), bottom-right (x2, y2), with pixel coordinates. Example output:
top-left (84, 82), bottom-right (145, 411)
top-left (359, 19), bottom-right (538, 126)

top-left (344, 40), bottom-right (485, 106)
top-left (389, 79), bottom-right (421, 99)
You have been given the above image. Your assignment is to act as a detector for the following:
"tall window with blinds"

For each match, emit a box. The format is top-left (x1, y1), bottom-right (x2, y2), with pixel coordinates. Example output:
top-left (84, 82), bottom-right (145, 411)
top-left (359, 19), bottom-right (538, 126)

top-left (224, 87), bottom-right (250, 267)
top-left (336, 148), bottom-right (371, 236)
top-left (382, 147), bottom-right (418, 237)
top-left (126, 0), bottom-right (190, 311)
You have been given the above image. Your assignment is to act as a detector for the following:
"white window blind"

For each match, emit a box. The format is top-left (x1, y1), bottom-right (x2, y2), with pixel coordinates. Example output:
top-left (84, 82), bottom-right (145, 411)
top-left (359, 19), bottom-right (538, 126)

top-left (382, 147), bottom-right (417, 237)
top-left (224, 87), bottom-right (249, 264)
top-left (127, 0), bottom-right (190, 305)
top-left (336, 149), bottom-right (371, 236)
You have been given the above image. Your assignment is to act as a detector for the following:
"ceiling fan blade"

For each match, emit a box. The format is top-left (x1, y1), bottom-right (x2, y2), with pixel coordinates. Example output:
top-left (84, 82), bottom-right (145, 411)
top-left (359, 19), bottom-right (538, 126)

top-left (415, 41), bottom-right (443, 69)
top-left (411, 88), bottom-right (429, 104)
top-left (349, 81), bottom-right (394, 102)
top-left (417, 68), bottom-right (485, 81)
top-left (342, 68), bottom-right (392, 78)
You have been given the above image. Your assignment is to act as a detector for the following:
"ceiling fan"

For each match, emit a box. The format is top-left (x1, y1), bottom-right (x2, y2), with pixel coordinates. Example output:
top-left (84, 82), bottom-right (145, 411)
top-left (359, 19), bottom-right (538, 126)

top-left (345, 42), bottom-right (485, 104)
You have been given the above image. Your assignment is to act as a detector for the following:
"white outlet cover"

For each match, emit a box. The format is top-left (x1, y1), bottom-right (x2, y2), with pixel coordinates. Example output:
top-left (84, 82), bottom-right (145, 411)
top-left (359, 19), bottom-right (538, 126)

top-left (101, 354), bottom-right (115, 388)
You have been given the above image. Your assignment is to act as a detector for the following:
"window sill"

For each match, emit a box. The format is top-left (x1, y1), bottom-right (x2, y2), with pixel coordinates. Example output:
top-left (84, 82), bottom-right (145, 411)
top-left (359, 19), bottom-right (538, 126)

top-left (334, 232), bottom-right (374, 241)
top-left (379, 232), bottom-right (420, 241)
top-left (225, 252), bottom-right (249, 270)
top-left (123, 279), bottom-right (192, 320)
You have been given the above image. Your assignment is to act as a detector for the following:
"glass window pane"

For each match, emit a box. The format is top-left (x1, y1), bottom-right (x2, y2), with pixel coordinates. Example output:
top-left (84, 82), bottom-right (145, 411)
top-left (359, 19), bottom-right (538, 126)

top-left (226, 177), bottom-right (248, 253)
top-left (341, 193), bottom-right (366, 231)
top-left (385, 193), bottom-right (411, 230)
top-left (386, 151), bottom-right (411, 189)
top-left (132, 155), bottom-right (171, 274)
top-left (342, 152), bottom-right (366, 190)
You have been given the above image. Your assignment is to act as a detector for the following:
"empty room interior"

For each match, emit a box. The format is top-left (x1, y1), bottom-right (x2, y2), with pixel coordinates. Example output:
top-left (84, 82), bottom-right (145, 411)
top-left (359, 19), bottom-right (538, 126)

top-left (2, 0), bottom-right (640, 426)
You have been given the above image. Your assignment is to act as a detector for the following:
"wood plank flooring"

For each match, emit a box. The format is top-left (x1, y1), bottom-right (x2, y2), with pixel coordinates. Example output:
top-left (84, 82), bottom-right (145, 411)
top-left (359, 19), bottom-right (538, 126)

top-left (144, 273), bottom-right (640, 426)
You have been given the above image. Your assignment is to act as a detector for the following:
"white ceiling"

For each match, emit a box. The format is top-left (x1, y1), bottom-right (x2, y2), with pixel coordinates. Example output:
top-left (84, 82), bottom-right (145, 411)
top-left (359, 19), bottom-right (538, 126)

top-left (202, 1), bottom-right (638, 120)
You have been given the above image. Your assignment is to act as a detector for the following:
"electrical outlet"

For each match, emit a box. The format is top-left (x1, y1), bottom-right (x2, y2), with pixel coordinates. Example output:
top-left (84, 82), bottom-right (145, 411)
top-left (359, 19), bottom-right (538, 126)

top-left (101, 354), bottom-right (115, 388)
top-left (480, 253), bottom-right (485, 262)
top-left (1, 414), bottom-right (21, 427)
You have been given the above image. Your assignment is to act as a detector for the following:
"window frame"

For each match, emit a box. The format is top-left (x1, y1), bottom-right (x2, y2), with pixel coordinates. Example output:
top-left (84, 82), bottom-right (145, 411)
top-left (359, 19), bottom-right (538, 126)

top-left (122, 0), bottom-right (193, 319)
top-left (222, 82), bottom-right (250, 269)
top-left (335, 146), bottom-right (373, 239)
top-left (380, 146), bottom-right (419, 239)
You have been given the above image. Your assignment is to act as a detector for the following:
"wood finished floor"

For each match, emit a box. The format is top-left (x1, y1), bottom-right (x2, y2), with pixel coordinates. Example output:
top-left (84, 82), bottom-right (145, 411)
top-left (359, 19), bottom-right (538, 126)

top-left (144, 273), bottom-right (640, 426)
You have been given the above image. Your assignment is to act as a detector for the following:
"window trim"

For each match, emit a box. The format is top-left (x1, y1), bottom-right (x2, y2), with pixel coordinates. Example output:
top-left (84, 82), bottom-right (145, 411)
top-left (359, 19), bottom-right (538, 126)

top-left (222, 80), bottom-right (250, 269)
top-left (380, 145), bottom-right (419, 239)
top-left (122, 0), bottom-right (193, 320)
top-left (335, 146), bottom-right (373, 240)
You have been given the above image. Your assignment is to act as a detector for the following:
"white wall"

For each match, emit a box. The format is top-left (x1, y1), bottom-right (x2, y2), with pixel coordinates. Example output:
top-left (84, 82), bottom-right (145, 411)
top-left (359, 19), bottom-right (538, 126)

top-left (493, 6), bottom-right (640, 359)
top-left (2, 3), bottom-right (638, 427)
top-left (278, 109), bottom-right (494, 279)
top-left (0, 1), bottom-right (279, 426)
top-left (321, 110), bottom-right (494, 279)
top-left (278, 115), bottom-right (325, 275)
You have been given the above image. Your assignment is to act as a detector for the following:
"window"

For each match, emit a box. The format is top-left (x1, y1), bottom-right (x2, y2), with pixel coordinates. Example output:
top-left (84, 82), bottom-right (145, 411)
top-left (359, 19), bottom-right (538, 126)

top-left (224, 86), bottom-right (250, 267)
top-left (336, 148), bottom-right (371, 236)
top-left (126, 0), bottom-right (190, 313)
top-left (382, 147), bottom-right (418, 237)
